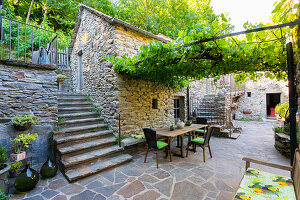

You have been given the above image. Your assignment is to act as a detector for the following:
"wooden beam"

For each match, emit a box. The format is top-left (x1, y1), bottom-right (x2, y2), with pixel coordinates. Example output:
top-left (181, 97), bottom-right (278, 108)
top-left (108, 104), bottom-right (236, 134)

top-left (242, 157), bottom-right (293, 171)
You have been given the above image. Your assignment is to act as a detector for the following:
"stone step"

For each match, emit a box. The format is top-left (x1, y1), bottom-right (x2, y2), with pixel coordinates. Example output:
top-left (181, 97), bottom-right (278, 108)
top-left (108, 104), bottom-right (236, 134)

top-left (58, 97), bottom-right (88, 102)
top-left (55, 130), bottom-right (113, 144)
top-left (58, 102), bottom-right (93, 107)
top-left (58, 117), bottom-right (105, 128)
top-left (57, 136), bottom-right (116, 155)
top-left (58, 112), bottom-right (99, 120)
top-left (61, 145), bottom-right (123, 169)
top-left (57, 93), bottom-right (85, 97)
top-left (64, 154), bottom-right (132, 182)
top-left (58, 107), bottom-right (93, 114)
top-left (55, 124), bottom-right (107, 135)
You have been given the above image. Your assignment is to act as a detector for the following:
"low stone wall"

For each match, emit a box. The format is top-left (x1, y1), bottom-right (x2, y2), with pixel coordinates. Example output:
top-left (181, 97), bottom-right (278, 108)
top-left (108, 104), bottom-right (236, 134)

top-left (274, 132), bottom-right (291, 158)
top-left (0, 63), bottom-right (57, 165)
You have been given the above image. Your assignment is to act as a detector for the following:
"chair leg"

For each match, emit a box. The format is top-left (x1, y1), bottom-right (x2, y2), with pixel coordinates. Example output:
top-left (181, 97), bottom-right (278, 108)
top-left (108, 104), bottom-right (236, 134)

top-left (144, 147), bottom-right (149, 163)
top-left (203, 147), bottom-right (206, 162)
top-left (208, 144), bottom-right (212, 158)
top-left (156, 150), bottom-right (159, 168)
top-left (168, 138), bottom-right (172, 162)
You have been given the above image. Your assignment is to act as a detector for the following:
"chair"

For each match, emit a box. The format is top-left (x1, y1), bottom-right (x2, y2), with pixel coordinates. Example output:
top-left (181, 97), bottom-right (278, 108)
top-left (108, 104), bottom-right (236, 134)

top-left (186, 127), bottom-right (214, 162)
top-left (195, 117), bottom-right (208, 136)
top-left (143, 128), bottom-right (172, 168)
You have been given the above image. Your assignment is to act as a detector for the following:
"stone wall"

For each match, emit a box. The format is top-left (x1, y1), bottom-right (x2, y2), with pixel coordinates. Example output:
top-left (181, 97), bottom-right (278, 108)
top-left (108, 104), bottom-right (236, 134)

top-left (70, 8), bottom-right (189, 135)
top-left (56, 68), bottom-right (73, 93)
top-left (0, 63), bottom-right (57, 164)
top-left (235, 76), bottom-right (288, 120)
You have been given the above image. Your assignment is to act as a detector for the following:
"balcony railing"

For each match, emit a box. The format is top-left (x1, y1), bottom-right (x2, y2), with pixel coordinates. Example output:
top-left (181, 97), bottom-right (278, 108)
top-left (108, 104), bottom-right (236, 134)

top-left (0, 17), bottom-right (68, 69)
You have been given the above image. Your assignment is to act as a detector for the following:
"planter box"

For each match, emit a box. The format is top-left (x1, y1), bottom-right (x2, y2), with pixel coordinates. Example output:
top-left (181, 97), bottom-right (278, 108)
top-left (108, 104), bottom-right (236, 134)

top-left (242, 110), bottom-right (252, 114)
top-left (10, 151), bottom-right (26, 161)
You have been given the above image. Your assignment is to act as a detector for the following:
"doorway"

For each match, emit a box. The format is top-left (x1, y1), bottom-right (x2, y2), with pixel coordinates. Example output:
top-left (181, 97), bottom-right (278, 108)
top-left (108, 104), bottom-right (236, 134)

top-left (266, 93), bottom-right (281, 117)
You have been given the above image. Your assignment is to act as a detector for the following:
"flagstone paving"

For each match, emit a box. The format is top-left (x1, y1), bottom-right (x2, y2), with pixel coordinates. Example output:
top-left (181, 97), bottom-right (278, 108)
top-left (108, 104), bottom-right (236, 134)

top-left (10, 121), bottom-right (290, 200)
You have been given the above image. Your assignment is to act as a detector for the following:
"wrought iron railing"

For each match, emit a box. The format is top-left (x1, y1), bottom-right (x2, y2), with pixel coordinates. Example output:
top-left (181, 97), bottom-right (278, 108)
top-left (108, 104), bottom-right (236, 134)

top-left (0, 17), bottom-right (68, 68)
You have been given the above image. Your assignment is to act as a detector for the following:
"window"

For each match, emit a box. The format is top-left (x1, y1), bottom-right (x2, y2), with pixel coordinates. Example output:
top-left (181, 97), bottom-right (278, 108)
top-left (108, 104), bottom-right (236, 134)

top-left (174, 99), bottom-right (180, 118)
top-left (152, 99), bottom-right (158, 109)
top-left (247, 92), bottom-right (251, 97)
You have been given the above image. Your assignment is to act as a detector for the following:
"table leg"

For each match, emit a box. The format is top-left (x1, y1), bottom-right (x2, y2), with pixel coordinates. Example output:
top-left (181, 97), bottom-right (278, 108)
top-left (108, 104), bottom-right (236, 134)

top-left (180, 135), bottom-right (184, 158)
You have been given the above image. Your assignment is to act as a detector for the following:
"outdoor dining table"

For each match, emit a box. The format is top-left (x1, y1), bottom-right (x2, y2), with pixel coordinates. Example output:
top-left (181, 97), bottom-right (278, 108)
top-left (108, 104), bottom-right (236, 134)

top-left (156, 124), bottom-right (208, 158)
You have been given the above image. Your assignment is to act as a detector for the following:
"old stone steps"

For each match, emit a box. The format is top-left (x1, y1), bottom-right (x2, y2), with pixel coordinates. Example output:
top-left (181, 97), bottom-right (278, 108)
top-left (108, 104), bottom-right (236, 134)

top-left (55, 93), bottom-right (132, 182)
top-left (58, 106), bottom-right (93, 114)
top-left (58, 117), bottom-right (105, 128)
top-left (61, 145), bottom-right (123, 169)
top-left (55, 130), bottom-right (113, 144)
top-left (58, 112), bottom-right (99, 120)
top-left (64, 154), bottom-right (132, 182)
top-left (54, 124), bottom-right (107, 136)
top-left (57, 136), bottom-right (116, 155)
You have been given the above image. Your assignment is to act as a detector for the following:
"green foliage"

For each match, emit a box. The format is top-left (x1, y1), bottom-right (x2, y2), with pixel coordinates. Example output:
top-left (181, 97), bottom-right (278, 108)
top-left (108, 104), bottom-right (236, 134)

top-left (0, 190), bottom-right (11, 200)
top-left (90, 107), bottom-right (101, 115)
top-left (48, 131), bottom-right (54, 150)
top-left (57, 74), bottom-right (67, 80)
top-left (13, 114), bottom-right (39, 126)
top-left (275, 102), bottom-right (289, 119)
top-left (0, 145), bottom-right (7, 167)
top-left (238, 118), bottom-right (252, 122)
top-left (258, 118), bottom-right (264, 122)
top-left (10, 133), bottom-right (38, 154)
top-left (9, 161), bottom-right (22, 173)
top-left (273, 124), bottom-right (299, 141)
top-left (84, 95), bottom-right (93, 103)
top-left (115, 135), bottom-right (126, 142)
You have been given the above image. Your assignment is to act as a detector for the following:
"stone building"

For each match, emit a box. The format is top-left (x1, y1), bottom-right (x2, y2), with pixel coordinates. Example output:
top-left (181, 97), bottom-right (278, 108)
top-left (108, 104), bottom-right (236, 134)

top-left (234, 75), bottom-right (288, 120)
top-left (68, 4), bottom-right (200, 136)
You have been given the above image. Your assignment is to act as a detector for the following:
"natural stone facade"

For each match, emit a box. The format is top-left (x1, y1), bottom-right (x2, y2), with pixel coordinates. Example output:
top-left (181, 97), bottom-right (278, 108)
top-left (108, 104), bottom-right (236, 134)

top-left (235, 76), bottom-right (288, 120)
top-left (0, 63), bottom-right (57, 164)
top-left (69, 5), bottom-right (189, 135)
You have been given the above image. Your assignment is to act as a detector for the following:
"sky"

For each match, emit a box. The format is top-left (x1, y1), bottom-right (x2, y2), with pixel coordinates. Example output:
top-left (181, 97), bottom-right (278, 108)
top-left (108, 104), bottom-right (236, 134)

top-left (210, 0), bottom-right (277, 31)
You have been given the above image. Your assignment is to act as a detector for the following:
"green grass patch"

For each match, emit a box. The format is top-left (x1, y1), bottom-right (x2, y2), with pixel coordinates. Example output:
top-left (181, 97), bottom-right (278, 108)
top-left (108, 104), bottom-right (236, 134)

top-left (115, 135), bottom-right (127, 142)
top-left (238, 118), bottom-right (252, 122)
top-left (258, 118), bottom-right (264, 122)
top-left (84, 95), bottom-right (93, 103)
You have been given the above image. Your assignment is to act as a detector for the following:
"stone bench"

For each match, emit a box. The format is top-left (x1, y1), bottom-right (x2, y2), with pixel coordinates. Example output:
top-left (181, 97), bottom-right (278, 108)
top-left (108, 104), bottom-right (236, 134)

top-left (234, 149), bottom-right (299, 200)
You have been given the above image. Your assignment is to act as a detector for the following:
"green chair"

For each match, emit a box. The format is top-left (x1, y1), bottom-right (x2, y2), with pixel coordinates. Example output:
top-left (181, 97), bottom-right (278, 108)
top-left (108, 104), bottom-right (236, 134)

top-left (186, 127), bottom-right (214, 162)
top-left (143, 128), bottom-right (172, 168)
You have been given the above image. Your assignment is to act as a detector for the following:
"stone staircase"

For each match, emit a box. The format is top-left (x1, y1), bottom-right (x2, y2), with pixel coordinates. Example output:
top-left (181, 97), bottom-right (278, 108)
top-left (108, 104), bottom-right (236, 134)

top-left (54, 93), bottom-right (132, 182)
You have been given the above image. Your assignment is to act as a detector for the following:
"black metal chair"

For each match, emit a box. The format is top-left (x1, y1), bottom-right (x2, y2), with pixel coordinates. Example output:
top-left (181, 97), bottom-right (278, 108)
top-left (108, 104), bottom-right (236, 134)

top-left (195, 117), bottom-right (208, 136)
top-left (143, 128), bottom-right (172, 168)
top-left (186, 127), bottom-right (214, 162)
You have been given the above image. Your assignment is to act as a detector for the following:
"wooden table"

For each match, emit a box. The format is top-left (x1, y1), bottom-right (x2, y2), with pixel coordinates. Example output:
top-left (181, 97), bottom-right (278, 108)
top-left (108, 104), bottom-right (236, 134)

top-left (156, 124), bottom-right (208, 158)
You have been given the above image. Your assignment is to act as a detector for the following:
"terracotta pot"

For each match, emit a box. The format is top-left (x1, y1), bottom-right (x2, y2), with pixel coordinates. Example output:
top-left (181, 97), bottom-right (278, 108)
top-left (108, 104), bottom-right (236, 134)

top-left (14, 122), bottom-right (31, 131)
top-left (242, 110), bottom-right (252, 114)
top-left (10, 151), bottom-right (26, 161)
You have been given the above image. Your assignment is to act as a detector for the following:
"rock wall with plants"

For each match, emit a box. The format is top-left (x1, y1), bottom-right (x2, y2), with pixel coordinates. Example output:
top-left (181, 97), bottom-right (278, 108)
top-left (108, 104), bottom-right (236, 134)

top-left (70, 8), bottom-right (197, 136)
top-left (235, 75), bottom-right (288, 120)
top-left (0, 63), bottom-right (57, 164)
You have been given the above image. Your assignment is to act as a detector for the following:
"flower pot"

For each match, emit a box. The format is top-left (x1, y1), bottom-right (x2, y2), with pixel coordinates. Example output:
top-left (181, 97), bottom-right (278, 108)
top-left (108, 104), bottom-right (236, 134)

top-left (10, 151), bottom-right (26, 161)
top-left (0, 164), bottom-right (11, 193)
top-left (242, 110), bottom-right (252, 114)
top-left (14, 122), bottom-right (32, 131)
top-left (176, 120), bottom-right (185, 129)
top-left (9, 170), bottom-right (19, 178)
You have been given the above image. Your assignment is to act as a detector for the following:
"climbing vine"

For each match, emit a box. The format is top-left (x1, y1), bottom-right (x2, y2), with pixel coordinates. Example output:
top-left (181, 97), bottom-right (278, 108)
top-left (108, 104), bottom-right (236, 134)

top-left (104, 0), bottom-right (298, 90)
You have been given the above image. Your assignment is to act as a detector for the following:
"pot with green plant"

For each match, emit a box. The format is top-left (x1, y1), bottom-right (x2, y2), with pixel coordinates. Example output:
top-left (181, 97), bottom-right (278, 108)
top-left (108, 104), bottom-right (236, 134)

top-left (10, 133), bottom-right (38, 161)
top-left (57, 74), bottom-right (67, 92)
top-left (0, 145), bottom-right (10, 194)
top-left (9, 161), bottom-right (22, 178)
top-left (13, 114), bottom-right (39, 131)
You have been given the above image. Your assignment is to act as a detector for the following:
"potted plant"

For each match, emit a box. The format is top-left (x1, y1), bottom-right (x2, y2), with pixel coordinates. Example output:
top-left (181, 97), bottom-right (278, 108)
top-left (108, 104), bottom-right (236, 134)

top-left (9, 161), bottom-right (22, 178)
top-left (57, 74), bottom-right (67, 92)
top-left (0, 145), bottom-right (10, 194)
top-left (13, 114), bottom-right (39, 131)
top-left (10, 133), bottom-right (38, 161)
top-left (0, 190), bottom-right (11, 200)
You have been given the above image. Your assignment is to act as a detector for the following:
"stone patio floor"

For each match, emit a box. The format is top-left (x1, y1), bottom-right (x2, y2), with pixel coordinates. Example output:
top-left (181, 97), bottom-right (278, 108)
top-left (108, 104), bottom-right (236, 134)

top-left (11, 121), bottom-right (290, 200)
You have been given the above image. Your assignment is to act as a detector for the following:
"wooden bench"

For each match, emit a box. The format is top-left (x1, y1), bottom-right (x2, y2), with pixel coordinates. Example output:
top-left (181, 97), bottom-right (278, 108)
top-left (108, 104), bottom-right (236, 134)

top-left (234, 149), bottom-right (299, 200)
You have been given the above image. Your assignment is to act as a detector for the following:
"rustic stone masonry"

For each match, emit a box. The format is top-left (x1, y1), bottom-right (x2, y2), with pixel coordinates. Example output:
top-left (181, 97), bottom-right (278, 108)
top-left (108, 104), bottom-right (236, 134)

top-left (69, 5), bottom-right (189, 136)
top-left (0, 63), bottom-right (57, 164)
top-left (274, 132), bottom-right (291, 158)
top-left (57, 68), bottom-right (73, 93)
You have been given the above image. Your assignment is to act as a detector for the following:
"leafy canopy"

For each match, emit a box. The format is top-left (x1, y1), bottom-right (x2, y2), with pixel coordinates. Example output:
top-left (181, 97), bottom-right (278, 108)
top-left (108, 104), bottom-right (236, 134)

top-left (104, 0), bottom-right (298, 90)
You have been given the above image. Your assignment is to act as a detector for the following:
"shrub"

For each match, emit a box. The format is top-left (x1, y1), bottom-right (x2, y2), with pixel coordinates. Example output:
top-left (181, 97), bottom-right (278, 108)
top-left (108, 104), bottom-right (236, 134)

top-left (0, 190), bottom-right (10, 200)
top-left (13, 114), bottom-right (39, 126)
top-left (275, 102), bottom-right (289, 119)
top-left (0, 145), bottom-right (7, 168)
top-left (10, 133), bottom-right (38, 154)
top-left (56, 74), bottom-right (67, 80)
top-left (9, 161), bottom-right (22, 173)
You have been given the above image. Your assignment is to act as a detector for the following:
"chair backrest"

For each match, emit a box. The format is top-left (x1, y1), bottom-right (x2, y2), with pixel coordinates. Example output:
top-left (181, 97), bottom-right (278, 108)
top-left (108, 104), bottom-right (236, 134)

top-left (196, 117), bottom-right (207, 124)
top-left (292, 148), bottom-right (300, 199)
top-left (143, 128), bottom-right (157, 149)
top-left (204, 127), bottom-right (213, 146)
